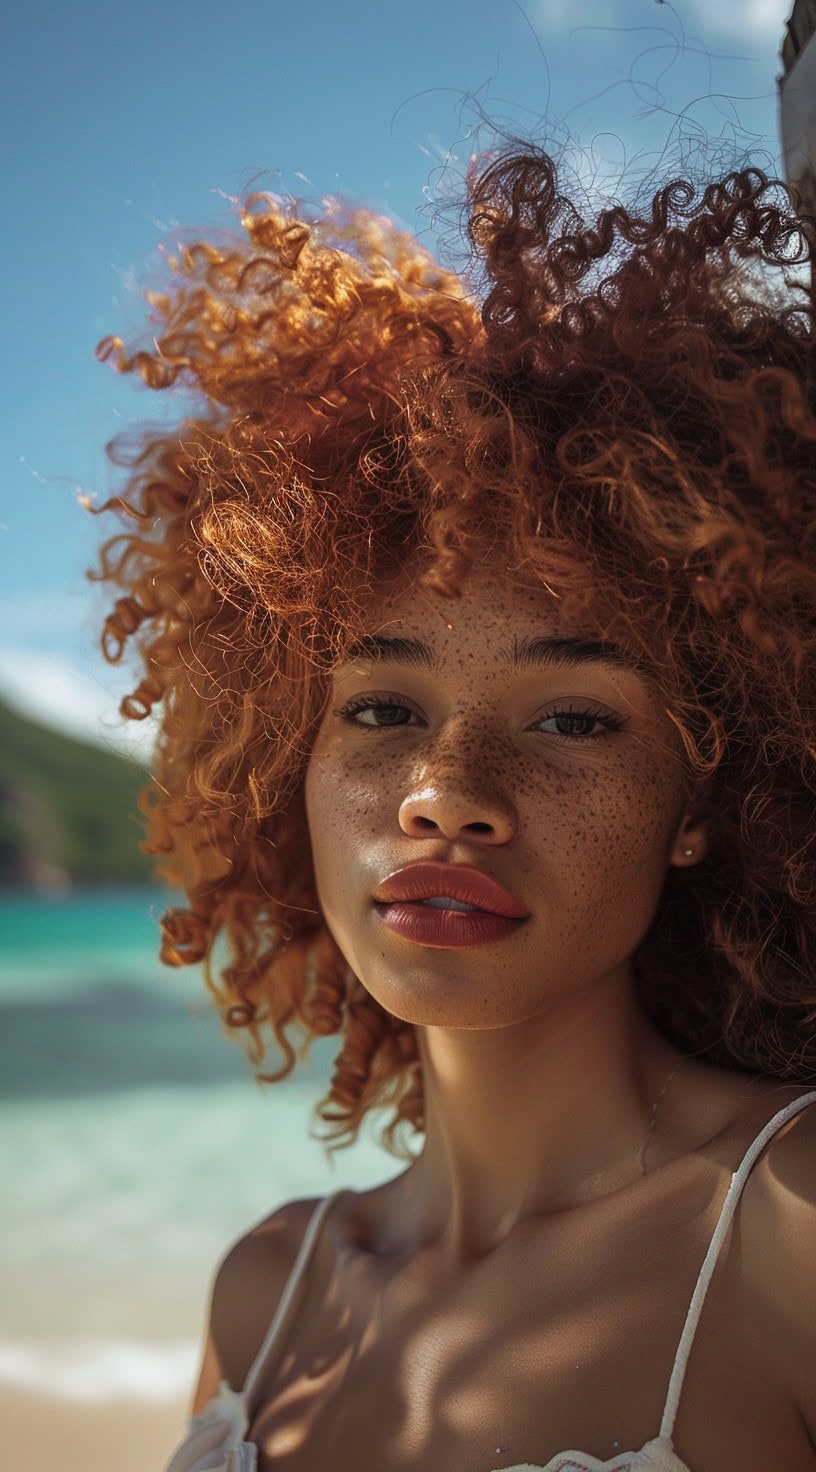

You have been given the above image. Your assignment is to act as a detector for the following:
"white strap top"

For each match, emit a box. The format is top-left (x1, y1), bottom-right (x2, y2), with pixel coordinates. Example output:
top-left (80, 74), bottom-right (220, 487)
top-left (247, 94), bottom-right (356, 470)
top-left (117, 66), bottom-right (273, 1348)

top-left (164, 1089), bottom-right (816, 1472)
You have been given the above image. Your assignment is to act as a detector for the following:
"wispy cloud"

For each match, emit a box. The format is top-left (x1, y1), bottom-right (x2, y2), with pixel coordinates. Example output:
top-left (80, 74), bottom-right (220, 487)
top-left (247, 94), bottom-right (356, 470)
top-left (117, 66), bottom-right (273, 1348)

top-left (531, 0), bottom-right (786, 45)
top-left (0, 647), bottom-right (157, 763)
top-left (688, 0), bottom-right (787, 41)
top-left (533, 0), bottom-right (625, 29)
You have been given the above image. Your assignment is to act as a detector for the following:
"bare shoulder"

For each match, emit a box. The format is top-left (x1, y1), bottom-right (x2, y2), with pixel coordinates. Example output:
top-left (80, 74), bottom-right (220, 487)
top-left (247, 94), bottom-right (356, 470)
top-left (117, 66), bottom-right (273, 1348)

top-left (740, 1082), bottom-right (816, 1256)
top-left (744, 1083), bottom-right (816, 1223)
top-left (189, 1193), bottom-right (325, 1415)
top-left (739, 1085), bottom-right (816, 1441)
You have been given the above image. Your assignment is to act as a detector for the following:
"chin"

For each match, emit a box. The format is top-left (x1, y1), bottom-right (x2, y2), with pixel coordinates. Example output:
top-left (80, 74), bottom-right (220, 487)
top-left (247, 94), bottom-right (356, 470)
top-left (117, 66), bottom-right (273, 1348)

top-left (360, 966), bottom-right (531, 1031)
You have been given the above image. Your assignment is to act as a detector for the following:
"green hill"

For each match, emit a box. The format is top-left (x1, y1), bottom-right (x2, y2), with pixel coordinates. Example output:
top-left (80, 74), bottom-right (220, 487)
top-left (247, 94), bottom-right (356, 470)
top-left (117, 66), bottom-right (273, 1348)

top-left (0, 697), bottom-right (155, 889)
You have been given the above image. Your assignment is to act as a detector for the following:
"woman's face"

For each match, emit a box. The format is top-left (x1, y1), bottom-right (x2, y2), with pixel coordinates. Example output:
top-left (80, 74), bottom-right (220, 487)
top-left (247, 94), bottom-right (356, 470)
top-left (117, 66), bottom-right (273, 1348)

top-left (304, 563), bottom-right (705, 1030)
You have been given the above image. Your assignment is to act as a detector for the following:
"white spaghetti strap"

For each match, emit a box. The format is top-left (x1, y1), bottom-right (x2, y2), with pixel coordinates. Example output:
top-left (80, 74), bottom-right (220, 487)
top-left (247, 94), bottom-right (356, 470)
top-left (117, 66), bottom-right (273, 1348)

top-left (242, 1188), bottom-right (352, 1409)
top-left (658, 1088), bottom-right (816, 1442)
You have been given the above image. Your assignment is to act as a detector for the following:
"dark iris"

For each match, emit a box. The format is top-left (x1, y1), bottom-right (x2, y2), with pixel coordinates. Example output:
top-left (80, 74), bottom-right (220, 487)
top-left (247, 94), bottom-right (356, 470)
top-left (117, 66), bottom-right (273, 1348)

top-left (552, 713), bottom-right (596, 736)
top-left (372, 704), bottom-right (411, 726)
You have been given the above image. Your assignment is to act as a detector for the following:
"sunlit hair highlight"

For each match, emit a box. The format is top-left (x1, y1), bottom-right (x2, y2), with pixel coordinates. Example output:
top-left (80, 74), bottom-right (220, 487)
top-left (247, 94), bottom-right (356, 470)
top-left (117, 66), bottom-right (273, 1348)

top-left (90, 150), bottom-right (816, 1159)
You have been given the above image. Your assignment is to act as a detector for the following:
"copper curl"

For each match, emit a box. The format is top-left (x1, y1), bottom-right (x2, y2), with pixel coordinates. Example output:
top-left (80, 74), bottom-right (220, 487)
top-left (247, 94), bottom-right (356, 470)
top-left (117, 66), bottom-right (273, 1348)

top-left (88, 150), bottom-right (816, 1159)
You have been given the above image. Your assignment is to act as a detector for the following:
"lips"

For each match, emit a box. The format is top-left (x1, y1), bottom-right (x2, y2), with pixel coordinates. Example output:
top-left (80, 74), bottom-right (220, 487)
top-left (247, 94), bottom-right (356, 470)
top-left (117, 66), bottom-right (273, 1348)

top-left (371, 862), bottom-right (530, 918)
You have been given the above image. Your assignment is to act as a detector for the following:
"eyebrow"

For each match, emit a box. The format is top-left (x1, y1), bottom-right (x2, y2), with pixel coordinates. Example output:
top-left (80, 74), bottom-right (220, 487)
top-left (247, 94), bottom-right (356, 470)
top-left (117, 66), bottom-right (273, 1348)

top-left (338, 632), bottom-right (633, 674)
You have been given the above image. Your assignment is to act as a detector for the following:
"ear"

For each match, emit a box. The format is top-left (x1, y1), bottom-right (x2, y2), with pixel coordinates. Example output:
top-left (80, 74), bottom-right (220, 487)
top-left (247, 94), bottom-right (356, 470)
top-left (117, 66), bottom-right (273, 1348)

top-left (669, 774), bottom-right (718, 869)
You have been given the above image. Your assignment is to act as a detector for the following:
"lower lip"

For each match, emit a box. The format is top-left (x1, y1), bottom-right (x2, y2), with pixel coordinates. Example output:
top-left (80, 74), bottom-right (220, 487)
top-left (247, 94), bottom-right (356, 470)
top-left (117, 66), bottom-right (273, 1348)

top-left (373, 901), bottom-right (527, 948)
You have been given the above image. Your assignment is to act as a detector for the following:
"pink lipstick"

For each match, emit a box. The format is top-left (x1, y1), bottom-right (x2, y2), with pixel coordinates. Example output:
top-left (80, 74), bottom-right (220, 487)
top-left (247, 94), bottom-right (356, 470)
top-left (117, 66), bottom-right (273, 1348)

top-left (372, 862), bottom-right (530, 949)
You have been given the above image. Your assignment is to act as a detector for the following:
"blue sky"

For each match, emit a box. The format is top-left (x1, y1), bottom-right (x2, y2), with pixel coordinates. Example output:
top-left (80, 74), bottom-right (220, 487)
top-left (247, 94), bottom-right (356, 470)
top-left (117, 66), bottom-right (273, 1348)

top-left (0, 0), bottom-right (795, 758)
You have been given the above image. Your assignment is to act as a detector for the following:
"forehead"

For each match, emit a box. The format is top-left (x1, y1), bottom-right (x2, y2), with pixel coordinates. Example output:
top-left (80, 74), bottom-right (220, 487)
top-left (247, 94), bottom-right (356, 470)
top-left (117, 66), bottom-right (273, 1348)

top-left (343, 562), bottom-right (630, 662)
top-left (331, 565), bottom-right (666, 707)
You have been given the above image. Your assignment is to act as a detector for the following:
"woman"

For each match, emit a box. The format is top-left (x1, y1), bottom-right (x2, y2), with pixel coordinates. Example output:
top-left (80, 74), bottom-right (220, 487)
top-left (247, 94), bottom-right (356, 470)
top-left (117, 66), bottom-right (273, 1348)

top-left (91, 147), bottom-right (816, 1470)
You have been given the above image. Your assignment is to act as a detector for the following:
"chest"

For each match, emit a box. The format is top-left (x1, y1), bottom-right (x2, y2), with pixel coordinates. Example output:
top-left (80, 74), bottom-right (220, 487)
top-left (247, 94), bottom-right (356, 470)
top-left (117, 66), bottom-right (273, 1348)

top-left (245, 1186), bottom-right (809, 1472)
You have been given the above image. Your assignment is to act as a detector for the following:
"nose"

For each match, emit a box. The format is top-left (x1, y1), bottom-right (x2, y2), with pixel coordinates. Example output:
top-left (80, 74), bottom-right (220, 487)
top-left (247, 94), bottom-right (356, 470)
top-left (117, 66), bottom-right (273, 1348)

top-left (398, 784), bottom-right (516, 844)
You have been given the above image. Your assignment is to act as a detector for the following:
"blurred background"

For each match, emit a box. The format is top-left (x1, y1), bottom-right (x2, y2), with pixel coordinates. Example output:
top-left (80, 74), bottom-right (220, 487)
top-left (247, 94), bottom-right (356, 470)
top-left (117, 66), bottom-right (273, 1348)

top-left (2, 1), bottom-right (814, 1467)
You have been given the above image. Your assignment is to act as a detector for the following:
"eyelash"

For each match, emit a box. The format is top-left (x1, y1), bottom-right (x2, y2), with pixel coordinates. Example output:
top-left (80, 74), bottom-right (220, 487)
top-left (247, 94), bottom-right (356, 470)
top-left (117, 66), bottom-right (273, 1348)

top-left (335, 695), bottom-right (629, 741)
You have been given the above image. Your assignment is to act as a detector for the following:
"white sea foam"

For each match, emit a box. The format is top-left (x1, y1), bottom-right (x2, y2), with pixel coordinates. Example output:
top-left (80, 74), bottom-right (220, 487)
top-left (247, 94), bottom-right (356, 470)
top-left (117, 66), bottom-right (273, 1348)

top-left (0, 1336), bottom-right (199, 1403)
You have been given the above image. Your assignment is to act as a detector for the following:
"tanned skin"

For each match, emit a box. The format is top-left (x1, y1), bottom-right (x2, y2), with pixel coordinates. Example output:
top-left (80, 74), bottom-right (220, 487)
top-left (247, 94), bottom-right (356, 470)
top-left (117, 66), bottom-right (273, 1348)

top-left (192, 564), bottom-right (816, 1472)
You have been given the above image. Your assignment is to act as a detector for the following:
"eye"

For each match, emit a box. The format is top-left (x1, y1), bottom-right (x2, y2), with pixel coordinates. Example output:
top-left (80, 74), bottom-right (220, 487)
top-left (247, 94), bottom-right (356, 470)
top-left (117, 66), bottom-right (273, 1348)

top-left (335, 697), bottom-right (628, 737)
top-left (335, 695), bottom-right (421, 729)
top-left (534, 704), bottom-right (628, 740)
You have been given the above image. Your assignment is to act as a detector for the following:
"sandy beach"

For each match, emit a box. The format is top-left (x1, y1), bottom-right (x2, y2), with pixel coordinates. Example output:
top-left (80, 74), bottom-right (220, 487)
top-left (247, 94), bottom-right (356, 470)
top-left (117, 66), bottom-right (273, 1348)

top-left (0, 1387), bottom-right (190, 1472)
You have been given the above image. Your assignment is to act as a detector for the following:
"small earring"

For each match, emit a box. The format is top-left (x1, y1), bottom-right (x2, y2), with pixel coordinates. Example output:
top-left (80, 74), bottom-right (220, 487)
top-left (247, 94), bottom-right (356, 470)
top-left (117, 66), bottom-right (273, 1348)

top-left (683, 847), bottom-right (693, 857)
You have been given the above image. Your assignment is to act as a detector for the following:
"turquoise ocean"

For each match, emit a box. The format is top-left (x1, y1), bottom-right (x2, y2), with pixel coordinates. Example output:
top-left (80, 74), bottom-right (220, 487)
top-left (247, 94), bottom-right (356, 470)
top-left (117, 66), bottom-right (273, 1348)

top-left (0, 889), bottom-right (401, 1405)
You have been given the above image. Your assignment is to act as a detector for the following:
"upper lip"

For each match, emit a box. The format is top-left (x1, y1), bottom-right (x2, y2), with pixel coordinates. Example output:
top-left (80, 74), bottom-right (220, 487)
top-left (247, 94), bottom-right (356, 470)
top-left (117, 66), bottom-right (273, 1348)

top-left (372, 862), bottom-right (530, 918)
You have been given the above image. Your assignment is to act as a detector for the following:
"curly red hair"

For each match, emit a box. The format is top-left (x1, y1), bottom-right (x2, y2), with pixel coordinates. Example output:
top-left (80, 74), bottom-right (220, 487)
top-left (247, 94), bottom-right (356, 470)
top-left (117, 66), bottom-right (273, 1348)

top-left (89, 149), bottom-right (816, 1161)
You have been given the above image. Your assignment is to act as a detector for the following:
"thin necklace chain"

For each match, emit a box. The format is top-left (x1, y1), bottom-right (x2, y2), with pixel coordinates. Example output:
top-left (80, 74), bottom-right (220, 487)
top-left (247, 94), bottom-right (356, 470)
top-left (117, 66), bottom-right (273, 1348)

top-left (638, 1058), bottom-right (688, 1176)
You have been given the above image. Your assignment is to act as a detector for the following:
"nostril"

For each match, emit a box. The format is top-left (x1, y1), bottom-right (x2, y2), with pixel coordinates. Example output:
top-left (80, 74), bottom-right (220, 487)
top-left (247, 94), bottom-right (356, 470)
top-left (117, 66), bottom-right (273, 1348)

top-left (398, 795), bottom-right (514, 844)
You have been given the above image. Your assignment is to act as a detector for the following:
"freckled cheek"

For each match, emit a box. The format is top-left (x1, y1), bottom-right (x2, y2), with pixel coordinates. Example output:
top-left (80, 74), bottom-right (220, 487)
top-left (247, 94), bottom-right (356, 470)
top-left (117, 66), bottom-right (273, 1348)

top-left (520, 759), bottom-right (677, 878)
top-left (304, 751), bottom-right (395, 895)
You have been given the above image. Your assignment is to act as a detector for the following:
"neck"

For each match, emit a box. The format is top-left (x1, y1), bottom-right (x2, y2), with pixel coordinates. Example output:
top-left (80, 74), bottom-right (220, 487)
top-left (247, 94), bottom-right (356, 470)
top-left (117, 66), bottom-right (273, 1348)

top-left (393, 969), bottom-right (686, 1265)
